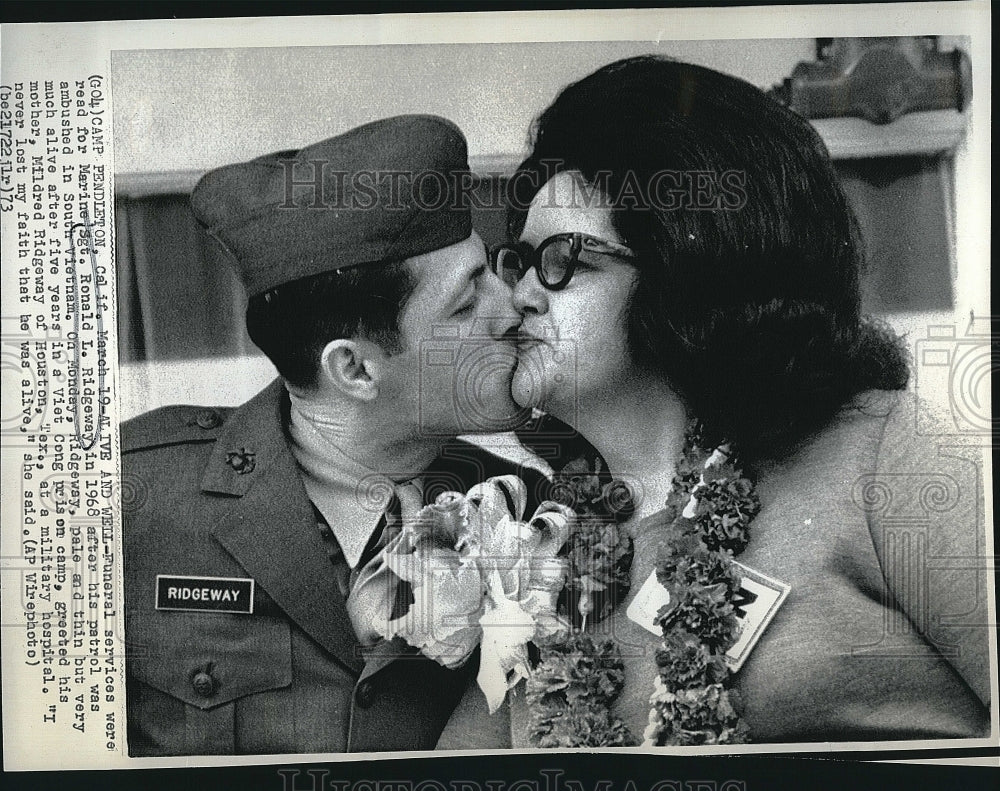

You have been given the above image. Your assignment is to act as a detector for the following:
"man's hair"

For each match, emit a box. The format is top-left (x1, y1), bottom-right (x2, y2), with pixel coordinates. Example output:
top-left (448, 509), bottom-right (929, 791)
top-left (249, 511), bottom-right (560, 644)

top-left (245, 260), bottom-right (416, 389)
top-left (508, 55), bottom-right (909, 460)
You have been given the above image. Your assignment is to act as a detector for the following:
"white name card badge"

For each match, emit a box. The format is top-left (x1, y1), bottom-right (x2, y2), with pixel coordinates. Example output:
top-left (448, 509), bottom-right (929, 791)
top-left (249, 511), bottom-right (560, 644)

top-left (626, 561), bottom-right (791, 672)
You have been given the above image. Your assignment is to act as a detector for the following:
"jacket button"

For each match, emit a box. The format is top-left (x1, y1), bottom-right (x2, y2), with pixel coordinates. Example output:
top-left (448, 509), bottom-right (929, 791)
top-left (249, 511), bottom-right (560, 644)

top-left (192, 671), bottom-right (217, 697)
top-left (354, 681), bottom-right (376, 709)
top-left (196, 410), bottom-right (221, 430)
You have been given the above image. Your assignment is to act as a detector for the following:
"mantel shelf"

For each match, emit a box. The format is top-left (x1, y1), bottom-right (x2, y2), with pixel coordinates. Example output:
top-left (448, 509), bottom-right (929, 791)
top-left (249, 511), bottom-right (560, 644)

top-left (811, 109), bottom-right (967, 160)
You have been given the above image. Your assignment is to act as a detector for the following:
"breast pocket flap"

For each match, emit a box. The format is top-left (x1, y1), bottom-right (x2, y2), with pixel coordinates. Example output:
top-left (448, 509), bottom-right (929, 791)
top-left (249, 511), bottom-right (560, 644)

top-left (129, 611), bottom-right (292, 710)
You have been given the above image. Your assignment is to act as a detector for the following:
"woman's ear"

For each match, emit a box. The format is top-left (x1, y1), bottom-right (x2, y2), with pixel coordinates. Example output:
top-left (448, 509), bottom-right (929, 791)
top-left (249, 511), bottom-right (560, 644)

top-left (318, 339), bottom-right (383, 401)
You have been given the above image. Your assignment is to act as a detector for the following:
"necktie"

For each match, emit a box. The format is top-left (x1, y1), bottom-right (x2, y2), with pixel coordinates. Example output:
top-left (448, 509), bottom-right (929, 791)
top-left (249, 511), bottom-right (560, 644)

top-left (347, 480), bottom-right (423, 644)
top-left (352, 480), bottom-right (423, 576)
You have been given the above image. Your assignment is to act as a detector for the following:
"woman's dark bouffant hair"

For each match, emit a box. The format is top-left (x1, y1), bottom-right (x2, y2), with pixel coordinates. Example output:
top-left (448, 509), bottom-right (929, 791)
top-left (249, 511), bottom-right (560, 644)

top-left (508, 55), bottom-right (909, 460)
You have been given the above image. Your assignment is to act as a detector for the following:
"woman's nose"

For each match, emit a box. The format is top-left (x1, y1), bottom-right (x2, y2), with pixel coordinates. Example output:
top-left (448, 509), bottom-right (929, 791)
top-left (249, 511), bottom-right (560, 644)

top-left (513, 268), bottom-right (549, 316)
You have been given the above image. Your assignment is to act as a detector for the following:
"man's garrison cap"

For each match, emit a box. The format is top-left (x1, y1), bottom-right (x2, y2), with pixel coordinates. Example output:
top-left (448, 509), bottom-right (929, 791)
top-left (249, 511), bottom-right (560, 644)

top-left (191, 115), bottom-right (473, 296)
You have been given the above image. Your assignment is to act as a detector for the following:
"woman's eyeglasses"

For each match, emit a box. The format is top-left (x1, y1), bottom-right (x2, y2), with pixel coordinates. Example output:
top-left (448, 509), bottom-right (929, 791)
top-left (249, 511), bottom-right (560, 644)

top-left (490, 232), bottom-right (637, 291)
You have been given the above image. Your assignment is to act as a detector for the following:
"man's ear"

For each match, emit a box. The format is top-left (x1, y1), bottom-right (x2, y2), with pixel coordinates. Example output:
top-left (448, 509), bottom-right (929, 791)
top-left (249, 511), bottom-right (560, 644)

top-left (318, 339), bottom-right (384, 401)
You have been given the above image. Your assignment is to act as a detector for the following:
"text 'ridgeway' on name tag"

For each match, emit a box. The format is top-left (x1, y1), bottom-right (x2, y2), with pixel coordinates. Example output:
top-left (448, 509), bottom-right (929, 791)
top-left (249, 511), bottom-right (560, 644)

top-left (625, 561), bottom-right (790, 672)
top-left (155, 575), bottom-right (255, 614)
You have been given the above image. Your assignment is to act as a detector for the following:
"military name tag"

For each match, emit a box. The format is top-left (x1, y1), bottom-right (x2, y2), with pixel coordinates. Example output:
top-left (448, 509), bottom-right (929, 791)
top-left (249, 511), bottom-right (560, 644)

top-left (626, 560), bottom-right (790, 672)
top-left (155, 575), bottom-right (255, 614)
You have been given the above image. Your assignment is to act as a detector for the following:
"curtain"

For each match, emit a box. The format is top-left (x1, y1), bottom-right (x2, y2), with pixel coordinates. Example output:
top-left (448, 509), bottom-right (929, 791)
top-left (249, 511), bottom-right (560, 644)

top-left (837, 155), bottom-right (954, 314)
top-left (115, 194), bottom-right (255, 362)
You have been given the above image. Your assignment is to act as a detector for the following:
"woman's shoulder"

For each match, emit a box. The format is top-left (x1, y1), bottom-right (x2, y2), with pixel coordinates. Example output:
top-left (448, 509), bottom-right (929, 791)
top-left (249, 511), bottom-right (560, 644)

top-left (843, 395), bottom-right (992, 708)
top-left (762, 387), bottom-right (982, 502)
top-left (749, 389), bottom-right (906, 486)
top-left (747, 387), bottom-right (975, 547)
top-left (836, 387), bottom-right (910, 435)
top-left (843, 387), bottom-right (908, 416)
top-left (836, 387), bottom-right (981, 471)
top-left (806, 388), bottom-right (935, 470)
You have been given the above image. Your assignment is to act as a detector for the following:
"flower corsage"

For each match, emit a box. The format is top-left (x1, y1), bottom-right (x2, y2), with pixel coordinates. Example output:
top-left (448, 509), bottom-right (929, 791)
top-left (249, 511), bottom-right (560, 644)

top-left (369, 475), bottom-right (575, 712)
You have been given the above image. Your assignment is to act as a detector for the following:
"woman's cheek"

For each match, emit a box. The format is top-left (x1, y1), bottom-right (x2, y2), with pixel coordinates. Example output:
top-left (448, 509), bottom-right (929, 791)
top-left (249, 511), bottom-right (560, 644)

top-left (512, 352), bottom-right (547, 409)
top-left (514, 342), bottom-right (574, 411)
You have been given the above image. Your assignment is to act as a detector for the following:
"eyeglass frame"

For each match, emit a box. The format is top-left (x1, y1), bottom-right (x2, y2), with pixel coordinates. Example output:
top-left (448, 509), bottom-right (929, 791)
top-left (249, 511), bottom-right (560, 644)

top-left (489, 232), bottom-right (637, 291)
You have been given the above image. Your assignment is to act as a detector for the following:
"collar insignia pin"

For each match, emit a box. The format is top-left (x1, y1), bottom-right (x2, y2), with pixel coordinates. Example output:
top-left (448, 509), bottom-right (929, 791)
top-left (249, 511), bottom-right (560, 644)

top-left (226, 448), bottom-right (256, 475)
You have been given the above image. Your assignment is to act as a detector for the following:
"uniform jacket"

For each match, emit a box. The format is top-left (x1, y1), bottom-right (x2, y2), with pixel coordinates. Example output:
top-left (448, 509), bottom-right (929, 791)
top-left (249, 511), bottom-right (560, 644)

top-left (123, 378), bottom-right (545, 756)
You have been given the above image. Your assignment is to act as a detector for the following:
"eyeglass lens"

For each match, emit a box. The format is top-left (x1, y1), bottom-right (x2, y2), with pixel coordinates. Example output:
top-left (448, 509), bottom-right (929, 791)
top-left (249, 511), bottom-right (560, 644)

top-left (494, 238), bottom-right (573, 288)
top-left (494, 247), bottom-right (524, 288)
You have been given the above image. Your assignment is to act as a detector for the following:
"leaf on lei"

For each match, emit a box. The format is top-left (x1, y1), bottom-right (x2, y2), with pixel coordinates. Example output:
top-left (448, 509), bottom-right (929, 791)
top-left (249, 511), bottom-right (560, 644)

top-left (657, 582), bottom-right (741, 653)
top-left (530, 705), bottom-right (636, 748)
top-left (645, 681), bottom-right (749, 746)
top-left (639, 429), bottom-right (756, 747)
top-left (551, 457), bottom-right (604, 509)
top-left (654, 629), bottom-right (730, 688)
top-left (658, 541), bottom-right (739, 588)
top-left (691, 477), bottom-right (760, 554)
top-left (559, 519), bottom-right (634, 624)
top-left (526, 634), bottom-right (636, 747)
top-left (527, 635), bottom-right (626, 706)
top-left (540, 450), bottom-right (635, 628)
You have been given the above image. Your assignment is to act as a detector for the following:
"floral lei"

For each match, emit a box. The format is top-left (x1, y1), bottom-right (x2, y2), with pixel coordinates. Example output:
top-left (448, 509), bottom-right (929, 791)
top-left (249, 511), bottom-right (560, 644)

top-left (524, 419), bottom-right (760, 747)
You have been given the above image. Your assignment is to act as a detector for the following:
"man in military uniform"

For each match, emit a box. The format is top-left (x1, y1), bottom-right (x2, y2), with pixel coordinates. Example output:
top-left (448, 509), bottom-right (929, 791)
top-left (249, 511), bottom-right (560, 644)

top-left (123, 115), bottom-right (541, 755)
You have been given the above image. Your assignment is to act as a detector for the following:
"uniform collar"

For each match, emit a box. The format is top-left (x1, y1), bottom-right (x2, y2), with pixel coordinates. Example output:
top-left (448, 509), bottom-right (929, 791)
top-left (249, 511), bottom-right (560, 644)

top-left (285, 390), bottom-right (396, 568)
top-left (198, 378), bottom-right (367, 672)
top-left (200, 377), bottom-right (290, 497)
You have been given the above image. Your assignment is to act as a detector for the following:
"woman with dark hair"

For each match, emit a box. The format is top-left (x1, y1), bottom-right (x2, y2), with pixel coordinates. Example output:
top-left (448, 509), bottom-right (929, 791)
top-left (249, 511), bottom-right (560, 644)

top-left (437, 56), bottom-right (989, 748)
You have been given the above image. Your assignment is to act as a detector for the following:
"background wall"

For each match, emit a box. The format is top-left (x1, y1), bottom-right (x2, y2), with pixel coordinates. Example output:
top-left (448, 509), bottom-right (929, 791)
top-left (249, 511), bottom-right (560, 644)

top-left (112, 39), bottom-right (816, 173)
top-left (112, 38), bottom-right (984, 428)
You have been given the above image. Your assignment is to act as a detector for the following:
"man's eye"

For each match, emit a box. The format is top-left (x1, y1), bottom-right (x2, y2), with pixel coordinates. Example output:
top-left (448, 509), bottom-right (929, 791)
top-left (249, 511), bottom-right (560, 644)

top-left (452, 303), bottom-right (474, 317)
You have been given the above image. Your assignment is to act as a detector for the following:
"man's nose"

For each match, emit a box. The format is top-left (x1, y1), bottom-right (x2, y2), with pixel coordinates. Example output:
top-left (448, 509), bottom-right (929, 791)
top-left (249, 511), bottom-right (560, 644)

top-left (483, 269), bottom-right (521, 340)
